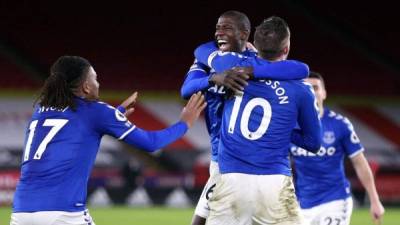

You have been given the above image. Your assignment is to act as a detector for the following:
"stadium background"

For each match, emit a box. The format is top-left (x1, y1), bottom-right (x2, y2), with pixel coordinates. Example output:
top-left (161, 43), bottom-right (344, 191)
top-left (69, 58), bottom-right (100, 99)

top-left (0, 0), bottom-right (399, 224)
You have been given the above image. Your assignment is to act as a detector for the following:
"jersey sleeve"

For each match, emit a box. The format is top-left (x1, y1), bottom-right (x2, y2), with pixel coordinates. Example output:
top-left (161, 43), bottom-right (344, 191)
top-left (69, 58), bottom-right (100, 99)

top-left (290, 83), bottom-right (322, 152)
top-left (93, 102), bottom-right (137, 139)
top-left (180, 59), bottom-right (210, 99)
top-left (94, 103), bottom-right (188, 152)
top-left (194, 41), bottom-right (309, 80)
top-left (340, 117), bottom-right (364, 158)
top-left (121, 121), bottom-right (188, 152)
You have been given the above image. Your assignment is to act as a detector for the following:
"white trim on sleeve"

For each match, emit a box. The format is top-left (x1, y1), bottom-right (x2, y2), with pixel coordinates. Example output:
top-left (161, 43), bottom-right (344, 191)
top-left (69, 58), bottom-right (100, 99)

top-left (348, 148), bottom-right (365, 158)
top-left (189, 68), bottom-right (206, 73)
top-left (207, 51), bottom-right (219, 68)
top-left (118, 125), bottom-right (136, 140)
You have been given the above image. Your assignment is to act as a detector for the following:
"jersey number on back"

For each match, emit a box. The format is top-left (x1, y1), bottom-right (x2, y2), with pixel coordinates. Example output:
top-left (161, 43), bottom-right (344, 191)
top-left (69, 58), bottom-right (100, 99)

top-left (23, 119), bottom-right (69, 161)
top-left (228, 95), bottom-right (272, 140)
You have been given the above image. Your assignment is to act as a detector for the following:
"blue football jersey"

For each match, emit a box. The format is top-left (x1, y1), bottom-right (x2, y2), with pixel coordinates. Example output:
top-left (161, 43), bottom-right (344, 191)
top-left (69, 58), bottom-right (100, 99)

top-left (182, 50), bottom-right (257, 162)
top-left (218, 79), bottom-right (320, 175)
top-left (184, 41), bottom-right (310, 163)
top-left (192, 41), bottom-right (318, 172)
top-left (291, 108), bottom-right (364, 209)
top-left (13, 97), bottom-right (187, 212)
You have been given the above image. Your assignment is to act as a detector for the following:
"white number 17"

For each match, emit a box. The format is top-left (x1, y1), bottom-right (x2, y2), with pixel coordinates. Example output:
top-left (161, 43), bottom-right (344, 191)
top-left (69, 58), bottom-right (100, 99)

top-left (24, 119), bottom-right (68, 161)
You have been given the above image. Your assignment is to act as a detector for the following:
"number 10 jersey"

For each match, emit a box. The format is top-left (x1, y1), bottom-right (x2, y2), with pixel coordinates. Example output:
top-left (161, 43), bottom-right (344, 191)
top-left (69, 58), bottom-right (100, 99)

top-left (218, 79), bottom-right (321, 175)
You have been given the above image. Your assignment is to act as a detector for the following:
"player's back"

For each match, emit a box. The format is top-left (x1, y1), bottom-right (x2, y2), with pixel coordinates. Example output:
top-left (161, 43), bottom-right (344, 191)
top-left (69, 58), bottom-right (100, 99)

top-left (14, 98), bottom-right (109, 212)
top-left (218, 79), bottom-right (311, 175)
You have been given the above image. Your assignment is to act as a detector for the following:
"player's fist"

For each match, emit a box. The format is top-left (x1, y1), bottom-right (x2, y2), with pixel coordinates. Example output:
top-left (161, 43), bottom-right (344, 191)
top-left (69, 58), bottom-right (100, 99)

top-left (180, 92), bottom-right (206, 128)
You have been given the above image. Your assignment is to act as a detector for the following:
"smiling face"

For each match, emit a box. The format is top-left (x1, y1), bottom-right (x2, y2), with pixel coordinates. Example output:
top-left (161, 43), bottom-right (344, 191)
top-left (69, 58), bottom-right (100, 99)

top-left (215, 16), bottom-right (248, 52)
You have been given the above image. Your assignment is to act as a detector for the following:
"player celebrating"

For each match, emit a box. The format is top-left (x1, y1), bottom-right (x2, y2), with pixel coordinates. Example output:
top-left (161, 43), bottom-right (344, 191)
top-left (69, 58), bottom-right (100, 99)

top-left (291, 72), bottom-right (385, 225)
top-left (194, 16), bottom-right (321, 225)
top-left (10, 56), bottom-right (206, 225)
top-left (181, 11), bottom-right (309, 225)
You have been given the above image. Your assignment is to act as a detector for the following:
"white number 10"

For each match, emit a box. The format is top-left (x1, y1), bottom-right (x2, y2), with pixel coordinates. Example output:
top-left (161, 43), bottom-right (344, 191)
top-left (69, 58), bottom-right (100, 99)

top-left (228, 95), bottom-right (272, 140)
top-left (24, 119), bottom-right (68, 161)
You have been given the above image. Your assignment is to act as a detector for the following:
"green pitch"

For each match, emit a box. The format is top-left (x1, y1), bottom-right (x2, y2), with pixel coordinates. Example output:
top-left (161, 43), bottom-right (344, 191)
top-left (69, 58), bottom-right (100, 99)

top-left (1, 206), bottom-right (399, 225)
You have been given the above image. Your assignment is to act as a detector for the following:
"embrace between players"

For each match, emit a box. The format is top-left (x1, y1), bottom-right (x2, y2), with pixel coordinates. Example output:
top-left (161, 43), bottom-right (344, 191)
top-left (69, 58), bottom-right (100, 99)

top-left (10, 10), bottom-right (384, 225)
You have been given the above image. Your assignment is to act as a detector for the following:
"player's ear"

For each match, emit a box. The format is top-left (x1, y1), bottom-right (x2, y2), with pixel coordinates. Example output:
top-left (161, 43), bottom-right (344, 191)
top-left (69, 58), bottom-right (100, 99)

top-left (322, 88), bottom-right (327, 101)
top-left (82, 80), bottom-right (90, 95)
top-left (282, 46), bottom-right (289, 55)
top-left (241, 30), bottom-right (250, 41)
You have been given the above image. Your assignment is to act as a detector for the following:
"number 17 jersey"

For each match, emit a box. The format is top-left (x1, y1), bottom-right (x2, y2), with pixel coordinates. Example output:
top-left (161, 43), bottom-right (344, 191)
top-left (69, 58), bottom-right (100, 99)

top-left (13, 98), bottom-right (136, 212)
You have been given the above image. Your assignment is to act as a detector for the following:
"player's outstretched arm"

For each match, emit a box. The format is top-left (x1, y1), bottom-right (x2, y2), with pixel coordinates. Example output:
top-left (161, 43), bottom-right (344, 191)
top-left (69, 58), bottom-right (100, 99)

top-left (121, 92), bottom-right (206, 152)
top-left (194, 41), bottom-right (309, 80)
top-left (351, 153), bottom-right (385, 224)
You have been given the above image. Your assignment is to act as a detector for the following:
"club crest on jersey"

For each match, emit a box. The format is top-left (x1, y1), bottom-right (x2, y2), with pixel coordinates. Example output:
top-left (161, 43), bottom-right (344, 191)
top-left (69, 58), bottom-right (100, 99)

top-left (323, 131), bottom-right (335, 144)
top-left (115, 109), bottom-right (127, 122)
top-left (351, 131), bottom-right (361, 144)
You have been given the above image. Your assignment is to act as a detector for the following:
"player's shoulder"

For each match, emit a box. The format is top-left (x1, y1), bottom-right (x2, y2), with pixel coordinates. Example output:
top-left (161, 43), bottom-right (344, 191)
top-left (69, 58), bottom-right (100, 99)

top-left (88, 100), bottom-right (116, 111)
top-left (323, 108), bottom-right (354, 130)
top-left (287, 79), bottom-right (314, 95)
top-left (217, 51), bottom-right (249, 59)
top-left (76, 99), bottom-right (115, 113)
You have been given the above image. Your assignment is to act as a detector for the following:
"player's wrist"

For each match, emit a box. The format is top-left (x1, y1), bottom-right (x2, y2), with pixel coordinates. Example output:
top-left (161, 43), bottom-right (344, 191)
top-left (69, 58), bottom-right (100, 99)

top-left (117, 105), bottom-right (126, 113)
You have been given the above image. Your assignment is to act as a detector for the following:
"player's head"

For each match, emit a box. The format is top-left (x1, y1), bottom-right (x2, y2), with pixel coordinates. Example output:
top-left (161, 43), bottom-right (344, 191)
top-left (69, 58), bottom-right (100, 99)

top-left (215, 10), bottom-right (251, 52)
top-left (254, 16), bottom-right (290, 61)
top-left (35, 55), bottom-right (99, 110)
top-left (306, 71), bottom-right (327, 108)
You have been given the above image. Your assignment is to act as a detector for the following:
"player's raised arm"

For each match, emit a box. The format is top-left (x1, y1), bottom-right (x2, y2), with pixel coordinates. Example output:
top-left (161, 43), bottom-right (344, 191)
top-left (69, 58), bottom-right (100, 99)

top-left (180, 60), bottom-right (211, 99)
top-left (119, 92), bottom-right (206, 152)
top-left (194, 41), bottom-right (309, 80)
top-left (290, 83), bottom-right (322, 152)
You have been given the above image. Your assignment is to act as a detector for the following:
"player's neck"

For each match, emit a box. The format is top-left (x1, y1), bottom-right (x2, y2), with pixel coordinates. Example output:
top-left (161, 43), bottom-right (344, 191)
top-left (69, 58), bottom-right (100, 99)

top-left (319, 105), bottom-right (325, 118)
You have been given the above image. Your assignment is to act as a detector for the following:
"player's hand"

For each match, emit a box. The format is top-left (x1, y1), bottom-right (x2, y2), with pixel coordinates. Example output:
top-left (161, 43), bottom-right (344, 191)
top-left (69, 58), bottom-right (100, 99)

top-left (209, 67), bottom-right (253, 93)
top-left (180, 92), bottom-right (207, 128)
top-left (246, 42), bottom-right (258, 52)
top-left (120, 92), bottom-right (138, 117)
top-left (370, 200), bottom-right (384, 225)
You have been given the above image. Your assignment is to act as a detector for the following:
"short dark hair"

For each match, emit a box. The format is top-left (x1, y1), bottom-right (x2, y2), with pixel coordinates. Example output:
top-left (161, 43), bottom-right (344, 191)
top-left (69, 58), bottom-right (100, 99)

top-left (35, 56), bottom-right (91, 110)
top-left (220, 10), bottom-right (251, 32)
top-left (254, 16), bottom-right (290, 60)
top-left (309, 71), bottom-right (326, 89)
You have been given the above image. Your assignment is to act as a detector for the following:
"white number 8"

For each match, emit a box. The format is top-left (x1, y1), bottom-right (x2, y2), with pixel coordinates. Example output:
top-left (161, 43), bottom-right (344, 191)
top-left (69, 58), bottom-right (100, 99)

top-left (228, 95), bottom-right (272, 140)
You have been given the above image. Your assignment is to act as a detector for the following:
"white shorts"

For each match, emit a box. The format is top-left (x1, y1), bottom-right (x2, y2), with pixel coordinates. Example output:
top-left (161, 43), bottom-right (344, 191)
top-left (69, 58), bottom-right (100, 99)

top-left (194, 160), bottom-right (220, 218)
top-left (301, 197), bottom-right (353, 225)
top-left (206, 173), bottom-right (302, 225)
top-left (10, 209), bottom-right (95, 225)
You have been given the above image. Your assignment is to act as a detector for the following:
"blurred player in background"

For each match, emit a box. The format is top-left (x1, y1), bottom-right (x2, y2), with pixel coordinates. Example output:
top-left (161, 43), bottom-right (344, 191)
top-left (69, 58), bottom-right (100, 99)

top-left (10, 56), bottom-right (206, 225)
top-left (291, 71), bottom-right (385, 225)
top-left (181, 11), bottom-right (309, 225)
top-left (194, 16), bottom-right (321, 225)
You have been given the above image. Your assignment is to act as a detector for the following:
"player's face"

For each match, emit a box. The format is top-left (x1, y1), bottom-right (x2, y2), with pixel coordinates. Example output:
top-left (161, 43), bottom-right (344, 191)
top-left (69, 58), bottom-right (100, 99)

top-left (83, 66), bottom-right (100, 100)
top-left (215, 16), bottom-right (246, 52)
top-left (305, 77), bottom-right (326, 108)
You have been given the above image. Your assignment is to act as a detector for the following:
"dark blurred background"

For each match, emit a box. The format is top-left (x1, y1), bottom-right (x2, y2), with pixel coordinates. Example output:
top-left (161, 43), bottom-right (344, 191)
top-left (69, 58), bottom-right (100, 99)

top-left (0, 0), bottom-right (399, 207)
top-left (1, 0), bottom-right (398, 94)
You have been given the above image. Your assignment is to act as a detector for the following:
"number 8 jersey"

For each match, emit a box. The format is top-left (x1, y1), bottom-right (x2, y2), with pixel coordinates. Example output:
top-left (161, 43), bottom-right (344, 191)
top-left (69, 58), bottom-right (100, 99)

top-left (218, 79), bottom-right (321, 175)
